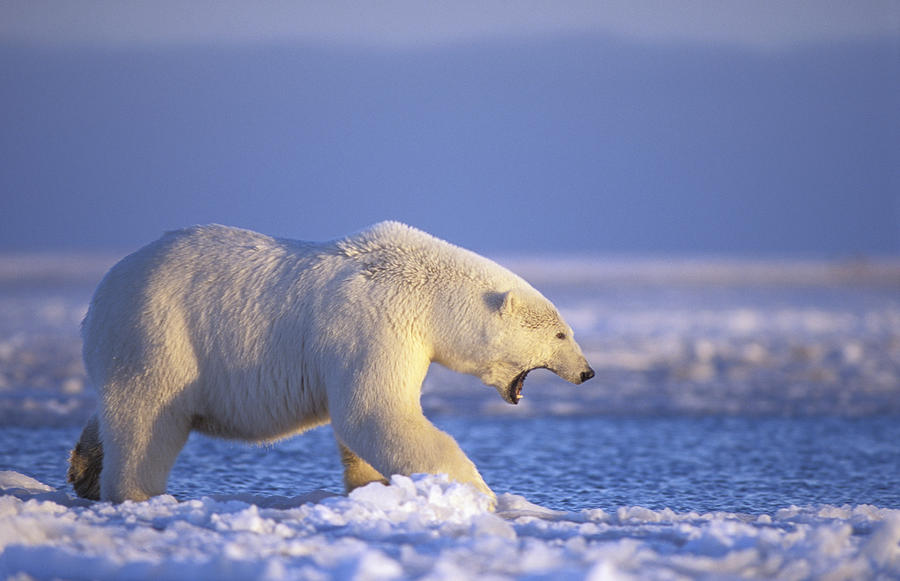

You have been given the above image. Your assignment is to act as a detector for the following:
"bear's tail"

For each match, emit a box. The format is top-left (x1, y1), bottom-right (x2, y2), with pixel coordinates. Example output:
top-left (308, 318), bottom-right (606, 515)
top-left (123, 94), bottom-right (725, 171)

top-left (67, 414), bottom-right (103, 500)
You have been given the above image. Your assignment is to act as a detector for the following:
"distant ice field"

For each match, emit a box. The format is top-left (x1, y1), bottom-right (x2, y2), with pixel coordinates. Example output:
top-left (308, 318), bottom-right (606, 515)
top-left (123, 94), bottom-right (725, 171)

top-left (1, 254), bottom-right (899, 579)
top-left (1, 254), bottom-right (899, 424)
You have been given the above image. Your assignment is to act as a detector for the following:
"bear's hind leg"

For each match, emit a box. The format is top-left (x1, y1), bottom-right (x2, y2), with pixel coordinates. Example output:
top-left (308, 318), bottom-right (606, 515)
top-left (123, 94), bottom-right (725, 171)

top-left (338, 442), bottom-right (388, 492)
top-left (100, 410), bottom-right (191, 502)
top-left (68, 414), bottom-right (103, 500)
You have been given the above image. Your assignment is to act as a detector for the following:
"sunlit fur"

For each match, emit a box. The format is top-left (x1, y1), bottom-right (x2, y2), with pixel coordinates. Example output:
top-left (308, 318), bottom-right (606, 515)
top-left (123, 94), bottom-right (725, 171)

top-left (70, 222), bottom-right (593, 503)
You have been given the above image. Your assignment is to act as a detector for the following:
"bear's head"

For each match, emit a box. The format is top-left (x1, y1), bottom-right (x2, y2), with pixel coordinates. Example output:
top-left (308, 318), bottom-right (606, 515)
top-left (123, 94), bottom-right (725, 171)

top-left (434, 287), bottom-right (595, 405)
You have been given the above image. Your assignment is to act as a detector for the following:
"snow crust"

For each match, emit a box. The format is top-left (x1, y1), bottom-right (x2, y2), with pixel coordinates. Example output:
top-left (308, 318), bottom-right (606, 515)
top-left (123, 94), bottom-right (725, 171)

top-left (0, 471), bottom-right (898, 580)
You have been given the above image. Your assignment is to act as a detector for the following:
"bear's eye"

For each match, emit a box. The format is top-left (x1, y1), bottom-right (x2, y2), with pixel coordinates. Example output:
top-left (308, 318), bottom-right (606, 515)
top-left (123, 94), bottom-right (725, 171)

top-left (555, 332), bottom-right (566, 340)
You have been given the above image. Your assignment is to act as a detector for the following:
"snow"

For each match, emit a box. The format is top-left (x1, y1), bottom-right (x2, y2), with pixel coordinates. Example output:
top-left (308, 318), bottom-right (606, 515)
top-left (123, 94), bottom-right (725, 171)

top-left (1, 471), bottom-right (898, 580)
top-left (0, 471), bottom-right (53, 494)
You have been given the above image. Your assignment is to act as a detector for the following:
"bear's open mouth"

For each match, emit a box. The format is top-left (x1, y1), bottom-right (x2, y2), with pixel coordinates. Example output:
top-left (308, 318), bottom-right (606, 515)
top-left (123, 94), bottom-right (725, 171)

top-left (507, 368), bottom-right (540, 405)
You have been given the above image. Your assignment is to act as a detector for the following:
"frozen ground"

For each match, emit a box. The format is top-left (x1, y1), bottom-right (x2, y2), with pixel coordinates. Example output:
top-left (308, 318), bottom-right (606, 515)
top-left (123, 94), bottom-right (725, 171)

top-left (1, 253), bottom-right (899, 579)
top-left (2, 470), bottom-right (900, 580)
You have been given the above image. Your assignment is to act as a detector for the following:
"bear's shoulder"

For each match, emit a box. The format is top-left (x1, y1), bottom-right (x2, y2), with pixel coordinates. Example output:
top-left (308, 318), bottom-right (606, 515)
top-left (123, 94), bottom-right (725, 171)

top-left (336, 222), bottom-right (531, 294)
top-left (336, 221), bottom-right (440, 258)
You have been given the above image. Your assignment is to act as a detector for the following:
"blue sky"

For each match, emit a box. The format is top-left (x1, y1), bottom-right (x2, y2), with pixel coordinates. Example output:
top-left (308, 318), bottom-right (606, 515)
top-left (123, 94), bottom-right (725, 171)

top-left (4, 1), bottom-right (897, 49)
top-left (2, 1), bottom-right (898, 255)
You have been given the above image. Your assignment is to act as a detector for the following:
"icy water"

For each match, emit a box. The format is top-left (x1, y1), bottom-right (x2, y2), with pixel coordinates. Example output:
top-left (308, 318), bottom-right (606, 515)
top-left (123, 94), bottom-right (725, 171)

top-left (3, 416), bottom-right (900, 515)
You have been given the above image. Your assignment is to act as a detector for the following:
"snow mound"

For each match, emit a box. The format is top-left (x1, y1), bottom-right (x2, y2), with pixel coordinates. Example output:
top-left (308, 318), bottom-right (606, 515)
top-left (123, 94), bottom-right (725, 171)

top-left (0, 471), bottom-right (53, 494)
top-left (2, 471), bottom-right (899, 580)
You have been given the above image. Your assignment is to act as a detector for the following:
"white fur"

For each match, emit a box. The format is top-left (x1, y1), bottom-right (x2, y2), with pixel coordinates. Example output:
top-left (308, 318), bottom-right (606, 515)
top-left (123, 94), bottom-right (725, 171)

top-left (81, 222), bottom-right (593, 502)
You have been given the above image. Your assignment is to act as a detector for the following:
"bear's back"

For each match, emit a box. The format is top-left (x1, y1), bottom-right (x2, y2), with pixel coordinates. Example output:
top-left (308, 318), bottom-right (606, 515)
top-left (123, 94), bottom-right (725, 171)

top-left (81, 225), bottom-right (339, 372)
top-left (104, 224), bottom-right (329, 292)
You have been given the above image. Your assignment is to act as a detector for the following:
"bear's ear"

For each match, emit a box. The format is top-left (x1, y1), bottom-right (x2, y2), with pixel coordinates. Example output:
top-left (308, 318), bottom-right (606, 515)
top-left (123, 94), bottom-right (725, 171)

top-left (501, 290), bottom-right (519, 317)
top-left (484, 290), bottom-right (518, 317)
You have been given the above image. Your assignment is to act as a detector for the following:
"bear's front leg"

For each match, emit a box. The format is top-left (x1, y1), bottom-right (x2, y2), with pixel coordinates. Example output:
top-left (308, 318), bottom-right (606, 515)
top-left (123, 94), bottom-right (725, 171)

top-left (327, 352), bottom-right (495, 503)
top-left (332, 409), bottom-right (495, 502)
top-left (338, 442), bottom-right (388, 492)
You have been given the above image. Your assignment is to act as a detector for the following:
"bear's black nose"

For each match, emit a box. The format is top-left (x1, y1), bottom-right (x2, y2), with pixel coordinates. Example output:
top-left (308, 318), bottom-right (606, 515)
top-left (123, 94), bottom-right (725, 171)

top-left (581, 368), bottom-right (595, 382)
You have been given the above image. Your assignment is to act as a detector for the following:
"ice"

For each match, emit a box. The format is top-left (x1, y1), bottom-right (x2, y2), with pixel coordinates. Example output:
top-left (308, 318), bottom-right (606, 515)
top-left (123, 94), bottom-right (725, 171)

top-left (1, 471), bottom-right (898, 580)
top-left (1, 254), bottom-right (899, 577)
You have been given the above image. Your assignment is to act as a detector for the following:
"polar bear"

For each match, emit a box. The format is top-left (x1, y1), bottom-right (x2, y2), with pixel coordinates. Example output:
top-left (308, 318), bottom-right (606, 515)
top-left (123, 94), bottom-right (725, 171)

top-left (68, 222), bottom-right (594, 503)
